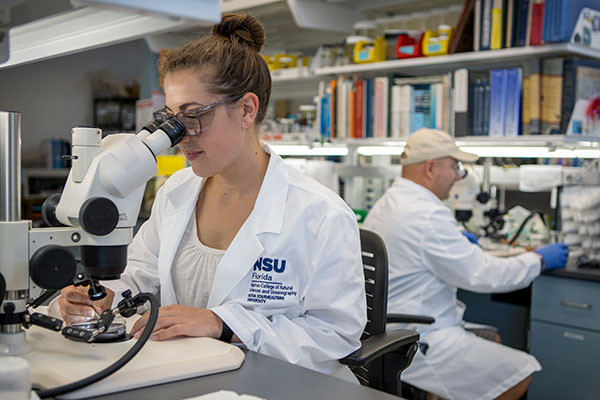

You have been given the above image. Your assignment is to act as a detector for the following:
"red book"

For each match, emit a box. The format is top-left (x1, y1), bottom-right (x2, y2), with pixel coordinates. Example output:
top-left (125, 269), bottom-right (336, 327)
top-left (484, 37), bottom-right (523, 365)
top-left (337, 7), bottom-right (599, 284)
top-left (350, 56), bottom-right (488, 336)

top-left (354, 80), bottom-right (364, 138)
top-left (529, 1), bottom-right (545, 45)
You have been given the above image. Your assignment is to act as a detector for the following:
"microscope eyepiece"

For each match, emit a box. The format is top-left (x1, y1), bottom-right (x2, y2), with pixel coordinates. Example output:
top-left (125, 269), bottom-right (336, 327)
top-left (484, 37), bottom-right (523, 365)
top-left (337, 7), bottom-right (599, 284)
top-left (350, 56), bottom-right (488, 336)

top-left (158, 118), bottom-right (186, 146)
top-left (142, 120), bottom-right (162, 134)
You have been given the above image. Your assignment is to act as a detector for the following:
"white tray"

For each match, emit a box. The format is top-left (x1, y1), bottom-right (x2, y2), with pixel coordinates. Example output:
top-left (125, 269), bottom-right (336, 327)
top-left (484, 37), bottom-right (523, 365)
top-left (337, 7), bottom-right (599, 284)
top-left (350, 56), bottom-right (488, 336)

top-left (24, 312), bottom-right (245, 399)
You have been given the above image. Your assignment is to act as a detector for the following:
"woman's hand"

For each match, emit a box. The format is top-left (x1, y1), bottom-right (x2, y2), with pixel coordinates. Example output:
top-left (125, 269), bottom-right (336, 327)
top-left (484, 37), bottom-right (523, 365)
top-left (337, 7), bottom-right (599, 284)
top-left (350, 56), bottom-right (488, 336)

top-left (131, 304), bottom-right (223, 341)
top-left (57, 285), bottom-right (114, 324)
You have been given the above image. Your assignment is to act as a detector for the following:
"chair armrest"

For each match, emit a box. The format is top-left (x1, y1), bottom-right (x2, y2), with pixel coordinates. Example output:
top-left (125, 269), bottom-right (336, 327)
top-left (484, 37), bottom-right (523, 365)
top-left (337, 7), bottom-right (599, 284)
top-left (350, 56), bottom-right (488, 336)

top-left (387, 314), bottom-right (435, 324)
top-left (339, 329), bottom-right (419, 367)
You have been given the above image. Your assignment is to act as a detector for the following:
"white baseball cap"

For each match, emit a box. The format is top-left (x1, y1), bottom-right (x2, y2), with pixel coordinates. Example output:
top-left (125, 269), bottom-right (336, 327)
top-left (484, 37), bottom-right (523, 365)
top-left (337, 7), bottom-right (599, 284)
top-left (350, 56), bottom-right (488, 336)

top-left (400, 128), bottom-right (478, 165)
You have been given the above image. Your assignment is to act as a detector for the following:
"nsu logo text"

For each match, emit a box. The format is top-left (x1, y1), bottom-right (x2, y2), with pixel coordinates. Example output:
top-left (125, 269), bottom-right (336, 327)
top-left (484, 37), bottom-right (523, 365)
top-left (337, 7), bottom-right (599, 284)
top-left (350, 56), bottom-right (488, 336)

top-left (253, 257), bottom-right (286, 273)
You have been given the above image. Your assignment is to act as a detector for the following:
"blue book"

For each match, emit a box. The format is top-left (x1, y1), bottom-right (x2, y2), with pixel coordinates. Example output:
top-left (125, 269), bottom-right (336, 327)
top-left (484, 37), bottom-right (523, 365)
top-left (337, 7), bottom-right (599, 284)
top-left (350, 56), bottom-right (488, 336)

top-left (489, 69), bottom-right (508, 136)
top-left (480, 0), bottom-right (492, 50)
top-left (320, 96), bottom-right (329, 138)
top-left (541, 0), bottom-right (555, 43)
top-left (410, 84), bottom-right (432, 133)
top-left (365, 79), bottom-right (375, 138)
top-left (482, 80), bottom-right (491, 136)
top-left (504, 68), bottom-right (522, 136)
top-left (515, 0), bottom-right (530, 47)
top-left (555, 0), bottom-right (598, 42)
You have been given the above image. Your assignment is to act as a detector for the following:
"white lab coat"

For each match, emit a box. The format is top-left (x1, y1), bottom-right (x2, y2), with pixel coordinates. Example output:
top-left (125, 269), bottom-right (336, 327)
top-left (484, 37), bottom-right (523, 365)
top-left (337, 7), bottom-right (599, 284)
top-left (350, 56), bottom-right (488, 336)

top-left (100, 146), bottom-right (366, 381)
top-left (363, 177), bottom-right (542, 399)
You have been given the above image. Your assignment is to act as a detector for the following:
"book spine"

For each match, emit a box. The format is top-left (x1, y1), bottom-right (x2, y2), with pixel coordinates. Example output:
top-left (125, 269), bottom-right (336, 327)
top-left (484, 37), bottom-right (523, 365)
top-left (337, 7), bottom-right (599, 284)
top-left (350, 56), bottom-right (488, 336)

top-left (530, 58), bottom-right (542, 134)
top-left (504, 68), bottom-right (523, 136)
top-left (521, 61), bottom-right (532, 135)
top-left (481, 0), bottom-right (493, 50)
top-left (474, 0), bottom-right (482, 50)
top-left (529, 0), bottom-right (545, 45)
top-left (489, 69), bottom-right (508, 136)
top-left (490, 0), bottom-right (503, 49)
top-left (540, 57), bottom-right (563, 134)
top-left (453, 68), bottom-right (470, 137)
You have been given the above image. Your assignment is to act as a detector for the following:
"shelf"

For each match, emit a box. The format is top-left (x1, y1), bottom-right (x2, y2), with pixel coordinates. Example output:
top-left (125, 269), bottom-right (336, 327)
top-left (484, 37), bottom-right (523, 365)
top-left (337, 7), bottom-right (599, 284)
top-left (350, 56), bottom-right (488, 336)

top-left (266, 44), bottom-right (600, 84)
top-left (314, 43), bottom-right (600, 77)
top-left (264, 135), bottom-right (600, 158)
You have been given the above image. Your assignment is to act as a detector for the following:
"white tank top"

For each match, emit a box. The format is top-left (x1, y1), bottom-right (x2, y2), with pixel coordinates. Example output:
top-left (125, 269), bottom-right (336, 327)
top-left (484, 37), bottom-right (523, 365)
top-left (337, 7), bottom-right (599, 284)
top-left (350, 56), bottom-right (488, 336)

top-left (171, 209), bottom-right (226, 308)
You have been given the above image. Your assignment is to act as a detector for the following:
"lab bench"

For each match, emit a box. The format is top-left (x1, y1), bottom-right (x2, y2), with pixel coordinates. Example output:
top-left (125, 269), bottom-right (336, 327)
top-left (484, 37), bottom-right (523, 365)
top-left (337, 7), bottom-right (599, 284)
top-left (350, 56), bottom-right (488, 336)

top-left (86, 350), bottom-right (402, 400)
top-left (528, 271), bottom-right (600, 400)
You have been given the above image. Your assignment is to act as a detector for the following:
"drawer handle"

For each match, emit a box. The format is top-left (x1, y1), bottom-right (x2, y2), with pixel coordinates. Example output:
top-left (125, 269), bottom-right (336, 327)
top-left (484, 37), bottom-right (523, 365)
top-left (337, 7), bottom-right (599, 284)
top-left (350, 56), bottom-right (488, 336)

top-left (559, 300), bottom-right (592, 310)
top-left (563, 331), bottom-right (585, 341)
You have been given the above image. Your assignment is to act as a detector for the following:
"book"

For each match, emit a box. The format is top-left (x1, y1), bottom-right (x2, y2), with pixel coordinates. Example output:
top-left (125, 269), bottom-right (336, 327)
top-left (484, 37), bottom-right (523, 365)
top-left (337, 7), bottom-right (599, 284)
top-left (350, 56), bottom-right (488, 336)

top-left (411, 84), bottom-right (432, 133)
top-left (529, 0), bottom-right (545, 45)
top-left (474, 0), bottom-right (482, 51)
top-left (504, 68), bottom-right (523, 136)
top-left (540, 57), bottom-right (563, 134)
top-left (432, 83), bottom-right (444, 130)
top-left (373, 76), bottom-right (389, 138)
top-left (469, 71), bottom-right (490, 136)
top-left (561, 58), bottom-right (600, 133)
top-left (449, 0), bottom-right (476, 54)
top-left (490, 0), bottom-right (504, 49)
top-left (347, 80), bottom-right (356, 139)
top-left (364, 79), bottom-right (375, 138)
top-left (555, 0), bottom-right (599, 43)
top-left (541, 0), bottom-right (554, 44)
top-left (453, 68), bottom-right (470, 136)
top-left (400, 85), bottom-right (414, 138)
top-left (481, 0), bottom-right (493, 50)
top-left (514, 0), bottom-right (530, 47)
top-left (355, 80), bottom-right (365, 138)
top-left (489, 68), bottom-right (508, 136)
top-left (390, 85), bottom-right (402, 138)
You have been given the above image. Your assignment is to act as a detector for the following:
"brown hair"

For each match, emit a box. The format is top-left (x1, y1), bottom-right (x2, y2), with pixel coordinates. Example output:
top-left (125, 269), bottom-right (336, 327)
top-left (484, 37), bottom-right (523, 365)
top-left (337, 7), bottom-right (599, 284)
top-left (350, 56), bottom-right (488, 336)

top-left (158, 13), bottom-right (271, 124)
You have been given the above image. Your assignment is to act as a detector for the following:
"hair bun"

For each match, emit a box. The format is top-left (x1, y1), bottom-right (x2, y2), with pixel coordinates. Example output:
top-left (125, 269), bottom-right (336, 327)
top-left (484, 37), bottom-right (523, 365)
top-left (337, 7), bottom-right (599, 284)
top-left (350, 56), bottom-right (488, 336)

top-left (212, 13), bottom-right (265, 52)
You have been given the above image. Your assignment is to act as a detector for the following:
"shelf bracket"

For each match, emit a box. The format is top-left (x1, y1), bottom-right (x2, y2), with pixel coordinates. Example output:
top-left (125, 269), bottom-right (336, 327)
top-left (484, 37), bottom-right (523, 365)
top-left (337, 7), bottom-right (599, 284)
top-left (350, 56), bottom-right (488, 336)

top-left (286, 0), bottom-right (358, 33)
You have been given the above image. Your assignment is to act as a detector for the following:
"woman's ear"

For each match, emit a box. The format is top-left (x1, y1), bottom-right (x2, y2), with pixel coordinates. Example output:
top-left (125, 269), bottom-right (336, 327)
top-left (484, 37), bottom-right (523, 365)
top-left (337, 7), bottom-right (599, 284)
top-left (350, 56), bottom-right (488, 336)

top-left (240, 92), bottom-right (259, 129)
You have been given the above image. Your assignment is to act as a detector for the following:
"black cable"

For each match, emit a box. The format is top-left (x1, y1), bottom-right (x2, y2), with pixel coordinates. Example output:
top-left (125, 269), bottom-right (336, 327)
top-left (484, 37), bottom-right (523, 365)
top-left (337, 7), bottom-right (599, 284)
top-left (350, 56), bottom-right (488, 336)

top-left (507, 210), bottom-right (548, 246)
top-left (36, 292), bottom-right (159, 399)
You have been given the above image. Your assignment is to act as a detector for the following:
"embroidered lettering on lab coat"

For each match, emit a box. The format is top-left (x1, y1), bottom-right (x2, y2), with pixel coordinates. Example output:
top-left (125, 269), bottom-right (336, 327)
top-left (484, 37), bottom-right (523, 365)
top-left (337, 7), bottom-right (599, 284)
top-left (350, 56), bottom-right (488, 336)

top-left (248, 257), bottom-right (297, 304)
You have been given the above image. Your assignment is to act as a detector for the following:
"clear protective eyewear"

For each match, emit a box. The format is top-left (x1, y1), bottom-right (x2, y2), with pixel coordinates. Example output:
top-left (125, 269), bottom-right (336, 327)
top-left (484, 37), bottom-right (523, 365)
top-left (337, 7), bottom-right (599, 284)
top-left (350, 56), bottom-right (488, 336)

top-left (153, 94), bottom-right (243, 136)
top-left (456, 161), bottom-right (467, 179)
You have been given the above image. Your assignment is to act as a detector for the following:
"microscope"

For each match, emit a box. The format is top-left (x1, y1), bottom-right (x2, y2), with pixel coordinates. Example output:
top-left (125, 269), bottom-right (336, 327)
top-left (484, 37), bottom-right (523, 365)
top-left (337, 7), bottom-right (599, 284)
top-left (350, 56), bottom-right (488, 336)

top-left (0, 111), bottom-right (185, 357)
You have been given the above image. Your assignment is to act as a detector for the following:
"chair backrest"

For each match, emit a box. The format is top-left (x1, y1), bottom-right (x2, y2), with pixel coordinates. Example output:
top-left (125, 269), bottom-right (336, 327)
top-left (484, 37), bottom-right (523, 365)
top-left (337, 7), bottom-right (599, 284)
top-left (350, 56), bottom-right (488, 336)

top-left (355, 228), bottom-right (389, 387)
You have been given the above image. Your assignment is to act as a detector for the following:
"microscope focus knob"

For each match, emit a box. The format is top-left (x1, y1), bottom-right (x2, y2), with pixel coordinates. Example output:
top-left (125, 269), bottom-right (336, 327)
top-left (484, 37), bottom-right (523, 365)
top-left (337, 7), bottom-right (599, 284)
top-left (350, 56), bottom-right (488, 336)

top-left (30, 245), bottom-right (77, 290)
top-left (476, 192), bottom-right (490, 204)
top-left (41, 193), bottom-right (64, 227)
top-left (79, 197), bottom-right (119, 236)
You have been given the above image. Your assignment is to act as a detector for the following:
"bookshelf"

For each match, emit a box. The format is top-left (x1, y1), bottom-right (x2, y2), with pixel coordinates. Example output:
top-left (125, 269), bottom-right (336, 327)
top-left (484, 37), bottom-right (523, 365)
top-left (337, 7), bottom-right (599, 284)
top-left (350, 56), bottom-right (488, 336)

top-left (269, 44), bottom-right (600, 82)
top-left (317, 43), bottom-right (600, 76)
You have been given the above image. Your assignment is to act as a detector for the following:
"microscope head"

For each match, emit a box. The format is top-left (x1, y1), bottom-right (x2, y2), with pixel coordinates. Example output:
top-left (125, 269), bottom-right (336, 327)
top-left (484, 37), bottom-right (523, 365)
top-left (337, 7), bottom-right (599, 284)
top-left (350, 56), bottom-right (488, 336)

top-left (37, 118), bottom-right (185, 291)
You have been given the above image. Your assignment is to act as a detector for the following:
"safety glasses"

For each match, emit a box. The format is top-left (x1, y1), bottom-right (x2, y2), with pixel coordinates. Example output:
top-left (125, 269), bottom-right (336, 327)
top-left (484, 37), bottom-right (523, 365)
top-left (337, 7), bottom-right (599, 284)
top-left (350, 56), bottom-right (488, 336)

top-left (456, 161), bottom-right (467, 179)
top-left (153, 94), bottom-right (243, 136)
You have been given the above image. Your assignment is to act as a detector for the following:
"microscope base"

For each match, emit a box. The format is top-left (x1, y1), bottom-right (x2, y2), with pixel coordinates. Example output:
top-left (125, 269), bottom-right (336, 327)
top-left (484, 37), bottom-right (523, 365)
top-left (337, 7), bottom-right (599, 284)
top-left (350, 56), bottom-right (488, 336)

top-left (24, 313), bottom-right (245, 399)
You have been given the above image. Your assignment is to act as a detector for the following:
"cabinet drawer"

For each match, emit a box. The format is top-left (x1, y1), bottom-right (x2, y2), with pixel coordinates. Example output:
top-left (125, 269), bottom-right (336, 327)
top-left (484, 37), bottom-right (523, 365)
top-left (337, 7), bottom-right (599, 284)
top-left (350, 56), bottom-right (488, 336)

top-left (529, 320), bottom-right (600, 400)
top-left (531, 275), bottom-right (600, 331)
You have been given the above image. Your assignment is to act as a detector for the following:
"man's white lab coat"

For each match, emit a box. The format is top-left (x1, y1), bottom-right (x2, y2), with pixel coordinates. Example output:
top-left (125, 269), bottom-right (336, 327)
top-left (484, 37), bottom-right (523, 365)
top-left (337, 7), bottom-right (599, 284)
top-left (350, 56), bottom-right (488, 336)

top-left (363, 177), bottom-right (541, 399)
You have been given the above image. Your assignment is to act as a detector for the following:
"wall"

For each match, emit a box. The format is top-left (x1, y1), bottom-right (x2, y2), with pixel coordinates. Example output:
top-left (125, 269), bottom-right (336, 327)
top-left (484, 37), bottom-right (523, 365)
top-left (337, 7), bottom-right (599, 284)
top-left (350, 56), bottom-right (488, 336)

top-left (0, 39), bottom-right (145, 162)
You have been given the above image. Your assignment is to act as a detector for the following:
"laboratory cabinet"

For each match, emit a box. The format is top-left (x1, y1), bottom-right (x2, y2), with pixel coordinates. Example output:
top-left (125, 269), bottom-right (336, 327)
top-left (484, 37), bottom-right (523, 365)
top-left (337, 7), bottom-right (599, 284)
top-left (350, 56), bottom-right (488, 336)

top-left (529, 275), bottom-right (600, 400)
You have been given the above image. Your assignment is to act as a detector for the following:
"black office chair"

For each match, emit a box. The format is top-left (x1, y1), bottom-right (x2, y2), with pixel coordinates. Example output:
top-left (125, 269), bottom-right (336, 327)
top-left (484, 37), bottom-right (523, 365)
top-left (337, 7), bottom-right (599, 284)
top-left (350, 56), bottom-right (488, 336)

top-left (340, 228), bottom-right (421, 396)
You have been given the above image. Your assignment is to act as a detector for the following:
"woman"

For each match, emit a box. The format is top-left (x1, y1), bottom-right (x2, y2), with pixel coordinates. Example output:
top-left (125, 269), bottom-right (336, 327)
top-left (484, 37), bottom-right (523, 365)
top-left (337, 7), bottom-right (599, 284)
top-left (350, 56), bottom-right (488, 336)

top-left (54, 13), bottom-right (366, 380)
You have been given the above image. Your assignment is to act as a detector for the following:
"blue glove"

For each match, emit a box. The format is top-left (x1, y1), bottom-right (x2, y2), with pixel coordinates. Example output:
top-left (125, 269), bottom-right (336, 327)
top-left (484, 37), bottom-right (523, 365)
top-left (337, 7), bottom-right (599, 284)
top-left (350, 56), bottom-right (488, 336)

top-left (461, 231), bottom-right (479, 245)
top-left (535, 243), bottom-right (569, 271)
